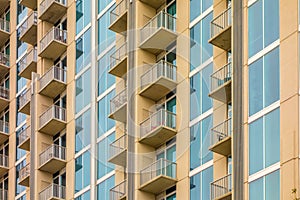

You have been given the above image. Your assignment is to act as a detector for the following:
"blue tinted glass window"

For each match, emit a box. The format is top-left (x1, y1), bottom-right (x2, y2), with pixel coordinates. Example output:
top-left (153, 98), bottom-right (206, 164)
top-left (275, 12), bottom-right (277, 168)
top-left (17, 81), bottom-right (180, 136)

top-left (75, 69), bottom-right (91, 113)
top-left (75, 109), bottom-right (91, 153)
top-left (75, 151), bottom-right (91, 193)
top-left (249, 177), bottom-right (263, 200)
top-left (190, 0), bottom-right (213, 22)
top-left (98, 0), bottom-right (112, 14)
top-left (76, 0), bottom-right (91, 34)
top-left (17, 4), bottom-right (27, 24)
top-left (190, 166), bottom-right (213, 200)
top-left (16, 160), bottom-right (26, 195)
top-left (249, 117), bottom-right (263, 175)
top-left (97, 175), bottom-right (115, 200)
top-left (16, 126), bottom-right (27, 160)
top-left (97, 133), bottom-right (115, 179)
top-left (98, 90), bottom-right (115, 137)
top-left (76, 28), bottom-right (91, 74)
top-left (75, 190), bottom-right (90, 200)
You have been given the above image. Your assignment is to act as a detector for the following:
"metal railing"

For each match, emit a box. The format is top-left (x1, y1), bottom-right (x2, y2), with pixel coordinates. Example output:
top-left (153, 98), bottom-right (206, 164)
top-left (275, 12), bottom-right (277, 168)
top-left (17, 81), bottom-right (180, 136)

top-left (110, 89), bottom-right (127, 114)
top-left (0, 120), bottom-right (8, 134)
top-left (211, 174), bottom-right (232, 200)
top-left (210, 118), bottom-right (232, 147)
top-left (0, 53), bottom-right (9, 67)
top-left (18, 48), bottom-right (37, 74)
top-left (40, 27), bottom-right (67, 53)
top-left (19, 88), bottom-right (31, 109)
top-left (141, 60), bottom-right (177, 90)
top-left (110, 42), bottom-right (127, 70)
top-left (0, 154), bottom-right (8, 168)
top-left (109, 134), bottom-right (126, 160)
top-left (0, 87), bottom-right (9, 100)
top-left (0, 189), bottom-right (7, 200)
top-left (211, 7), bottom-right (231, 39)
top-left (211, 62), bottom-right (232, 92)
top-left (39, 144), bottom-right (66, 167)
top-left (39, 183), bottom-right (66, 200)
top-left (140, 109), bottom-right (176, 139)
top-left (140, 11), bottom-right (176, 44)
top-left (0, 18), bottom-right (10, 33)
top-left (19, 163), bottom-right (30, 181)
top-left (110, 0), bottom-right (128, 26)
top-left (18, 126), bottom-right (30, 146)
top-left (140, 158), bottom-right (176, 186)
top-left (39, 105), bottom-right (66, 128)
top-left (110, 180), bottom-right (126, 200)
top-left (39, 65), bottom-right (66, 90)
top-left (40, 0), bottom-right (67, 17)
top-left (19, 11), bottom-right (37, 37)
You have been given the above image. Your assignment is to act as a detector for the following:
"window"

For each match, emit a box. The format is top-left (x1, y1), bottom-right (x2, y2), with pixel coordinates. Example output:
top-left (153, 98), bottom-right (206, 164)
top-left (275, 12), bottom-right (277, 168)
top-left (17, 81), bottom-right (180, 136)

top-left (249, 47), bottom-right (279, 116)
top-left (190, 166), bottom-right (213, 200)
top-left (76, 28), bottom-right (91, 74)
top-left (190, 0), bottom-right (213, 22)
top-left (17, 3), bottom-right (26, 24)
top-left (98, 0), bottom-right (113, 14)
top-left (249, 170), bottom-right (280, 200)
top-left (16, 126), bottom-right (27, 160)
top-left (190, 64), bottom-right (213, 120)
top-left (75, 69), bottom-right (91, 113)
top-left (249, 108), bottom-right (280, 175)
top-left (248, 0), bottom-right (279, 57)
top-left (190, 115), bottom-right (213, 170)
top-left (17, 33), bottom-right (27, 59)
top-left (0, 175), bottom-right (8, 198)
top-left (76, 0), bottom-right (91, 34)
top-left (75, 109), bottom-right (91, 153)
top-left (190, 12), bottom-right (213, 71)
top-left (98, 90), bottom-right (115, 137)
top-left (75, 190), bottom-right (90, 200)
top-left (97, 175), bottom-right (115, 200)
top-left (16, 160), bottom-right (26, 195)
top-left (75, 151), bottom-right (91, 193)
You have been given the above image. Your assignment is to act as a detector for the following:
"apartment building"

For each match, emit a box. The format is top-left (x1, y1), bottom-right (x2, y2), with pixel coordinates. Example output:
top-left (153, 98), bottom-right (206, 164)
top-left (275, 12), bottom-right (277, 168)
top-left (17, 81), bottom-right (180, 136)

top-left (0, 0), bottom-right (295, 199)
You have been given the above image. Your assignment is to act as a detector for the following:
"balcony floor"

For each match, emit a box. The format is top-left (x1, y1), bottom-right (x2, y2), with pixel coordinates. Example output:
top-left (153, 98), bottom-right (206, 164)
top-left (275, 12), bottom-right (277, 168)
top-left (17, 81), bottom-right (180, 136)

top-left (18, 137), bottom-right (30, 151)
top-left (108, 103), bottom-right (127, 123)
top-left (39, 40), bottom-right (67, 60)
top-left (140, 175), bottom-right (177, 194)
top-left (39, 2), bottom-right (67, 24)
top-left (39, 118), bottom-right (66, 136)
top-left (0, 30), bottom-right (10, 47)
top-left (20, 24), bottom-right (37, 45)
top-left (19, 0), bottom-right (36, 9)
top-left (209, 26), bottom-right (232, 52)
top-left (39, 79), bottom-right (66, 98)
top-left (18, 175), bottom-right (30, 187)
top-left (0, 63), bottom-right (9, 79)
top-left (139, 77), bottom-right (177, 101)
top-left (109, 11), bottom-right (127, 34)
top-left (19, 101), bottom-right (30, 115)
top-left (19, 60), bottom-right (37, 80)
top-left (108, 149), bottom-right (127, 167)
top-left (108, 56), bottom-right (127, 78)
top-left (0, 98), bottom-right (9, 112)
top-left (215, 191), bottom-right (232, 200)
top-left (209, 136), bottom-right (231, 157)
top-left (139, 126), bottom-right (176, 148)
top-left (39, 158), bottom-right (66, 173)
top-left (209, 80), bottom-right (231, 103)
top-left (140, 28), bottom-right (177, 55)
top-left (0, 166), bottom-right (8, 176)
top-left (0, 131), bottom-right (8, 144)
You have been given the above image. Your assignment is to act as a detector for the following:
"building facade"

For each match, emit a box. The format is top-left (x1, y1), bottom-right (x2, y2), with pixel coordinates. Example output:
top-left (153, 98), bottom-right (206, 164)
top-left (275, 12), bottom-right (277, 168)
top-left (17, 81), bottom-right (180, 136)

top-left (0, 0), bottom-right (296, 199)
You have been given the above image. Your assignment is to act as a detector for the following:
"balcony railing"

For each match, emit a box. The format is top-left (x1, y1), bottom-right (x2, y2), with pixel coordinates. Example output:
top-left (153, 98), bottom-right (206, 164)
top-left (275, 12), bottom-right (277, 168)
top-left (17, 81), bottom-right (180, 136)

top-left (19, 11), bottom-right (37, 41)
top-left (211, 118), bottom-right (231, 147)
top-left (40, 66), bottom-right (66, 91)
top-left (40, 0), bottom-right (67, 19)
top-left (18, 48), bottom-right (37, 78)
top-left (110, 180), bottom-right (126, 200)
top-left (19, 163), bottom-right (30, 181)
top-left (110, 89), bottom-right (127, 114)
top-left (40, 27), bottom-right (67, 52)
top-left (211, 174), bottom-right (232, 200)
top-left (211, 62), bottom-right (232, 92)
top-left (0, 87), bottom-right (9, 100)
top-left (0, 18), bottom-right (10, 33)
top-left (109, 0), bottom-right (127, 33)
top-left (211, 7), bottom-right (231, 39)
top-left (39, 183), bottom-right (66, 200)
top-left (0, 154), bottom-right (8, 168)
top-left (18, 126), bottom-right (30, 148)
top-left (19, 88), bottom-right (31, 110)
top-left (0, 189), bottom-right (7, 200)
top-left (39, 144), bottom-right (66, 167)
top-left (140, 158), bottom-right (176, 186)
top-left (0, 53), bottom-right (9, 68)
top-left (39, 105), bottom-right (66, 127)
top-left (0, 120), bottom-right (8, 134)
top-left (109, 134), bottom-right (126, 160)
top-left (109, 42), bottom-right (127, 77)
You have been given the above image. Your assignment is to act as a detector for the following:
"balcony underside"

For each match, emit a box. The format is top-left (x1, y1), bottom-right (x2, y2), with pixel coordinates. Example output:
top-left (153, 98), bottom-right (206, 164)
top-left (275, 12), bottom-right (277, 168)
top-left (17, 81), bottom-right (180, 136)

top-left (209, 136), bottom-right (231, 157)
top-left (139, 77), bottom-right (177, 101)
top-left (0, 0), bottom-right (10, 14)
top-left (20, 24), bottom-right (37, 45)
top-left (0, 64), bottom-right (9, 79)
top-left (19, 0), bottom-right (36, 10)
top-left (139, 126), bottom-right (176, 148)
top-left (0, 30), bottom-right (10, 47)
top-left (108, 103), bottom-right (127, 123)
top-left (39, 2), bottom-right (67, 24)
top-left (39, 118), bottom-right (66, 136)
top-left (0, 166), bottom-right (8, 176)
top-left (39, 158), bottom-right (66, 173)
top-left (209, 26), bottom-right (231, 52)
top-left (209, 80), bottom-right (231, 103)
top-left (19, 101), bottom-right (30, 115)
top-left (18, 138), bottom-right (30, 151)
top-left (140, 175), bottom-right (177, 194)
top-left (19, 60), bottom-right (37, 80)
top-left (18, 175), bottom-right (30, 187)
top-left (39, 40), bottom-right (67, 60)
top-left (108, 149), bottom-right (127, 167)
top-left (109, 12), bottom-right (127, 34)
top-left (0, 98), bottom-right (9, 112)
top-left (140, 0), bottom-right (165, 9)
top-left (140, 28), bottom-right (177, 55)
top-left (215, 191), bottom-right (232, 200)
top-left (108, 56), bottom-right (127, 78)
top-left (0, 131), bottom-right (8, 144)
top-left (39, 80), bottom-right (66, 98)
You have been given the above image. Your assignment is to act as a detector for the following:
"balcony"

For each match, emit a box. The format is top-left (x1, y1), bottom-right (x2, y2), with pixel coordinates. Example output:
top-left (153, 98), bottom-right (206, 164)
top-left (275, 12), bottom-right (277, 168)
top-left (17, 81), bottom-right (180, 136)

top-left (211, 174), bottom-right (232, 200)
top-left (108, 42), bottom-right (127, 78)
top-left (19, 0), bottom-right (37, 10)
top-left (0, 0), bottom-right (10, 13)
top-left (18, 48), bottom-right (37, 80)
top-left (39, 66), bottom-right (66, 98)
top-left (0, 87), bottom-right (9, 112)
top-left (140, 158), bottom-right (177, 194)
top-left (108, 134), bottom-right (127, 167)
top-left (210, 118), bottom-right (232, 156)
top-left (39, 27), bottom-right (67, 60)
top-left (0, 154), bottom-right (8, 176)
top-left (209, 62), bottom-right (232, 103)
top-left (39, 183), bottom-right (66, 200)
top-left (140, 109), bottom-right (176, 148)
top-left (39, 144), bottom-right (66, 173)
top-left (0, 53), bottom-right (9, 78)
top-left (0, 189), bottom-right (7, 200)
top-left (140, 60), bottom-right (177, 101)
top-left (0, 120), bottom-right (8, 144)
top-left (39, 105), bottom-right (66, 135)
top-left (140, 0), bottom-right (165, 9)
top-left (109, 0), bottom-right (128, 34)
top-left (109, 89), bottom-right (127, 123)
top-left (110, 180), bottom-right (127, 200)
top-left (18, 164), bottom-right (30, 187)
top-left (18, 88), bottom-right (31, 115)
top-left (19, 12), bottom-right (37, 45)
top-left (209, 7), bottom-right (232, 51)
top-left (140, 11), bottom-right (177, 55)
top-left (0, 18), bottom-right (10, 47)
top-left (18, 126), bottom-right (31, 151)
top-left (39, 0), bottom-right (67, 24)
